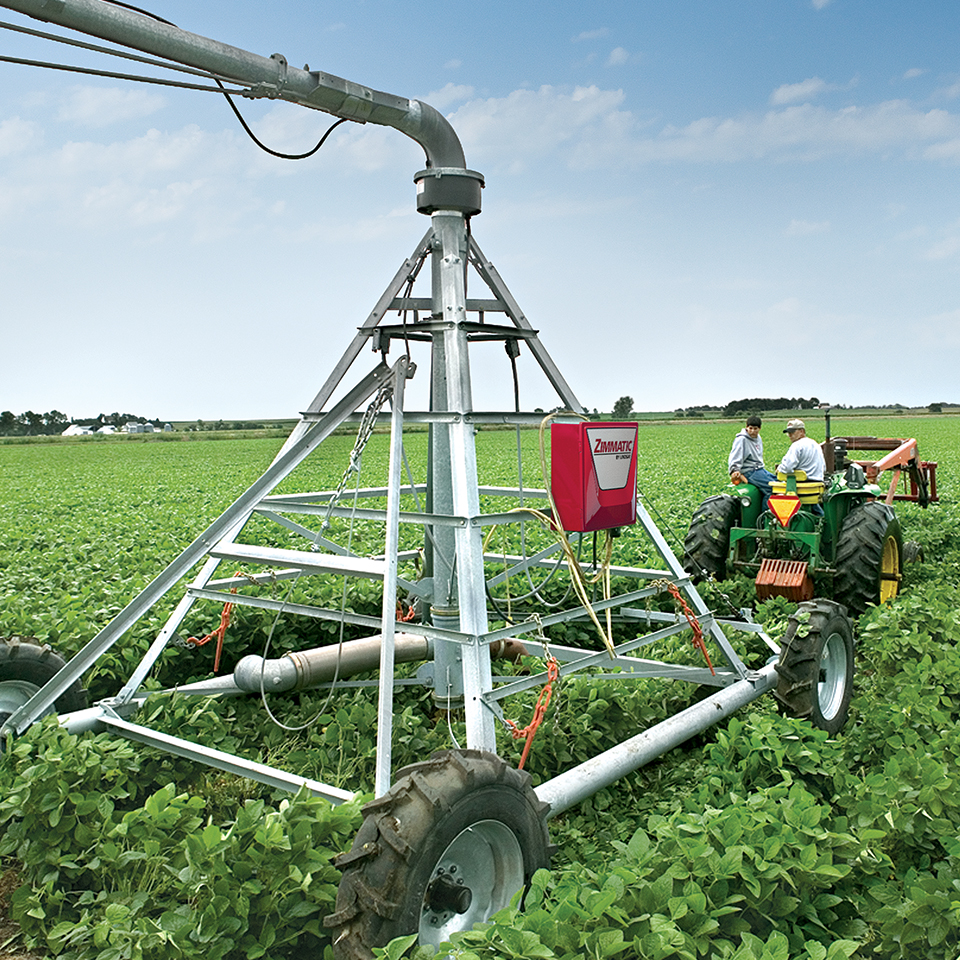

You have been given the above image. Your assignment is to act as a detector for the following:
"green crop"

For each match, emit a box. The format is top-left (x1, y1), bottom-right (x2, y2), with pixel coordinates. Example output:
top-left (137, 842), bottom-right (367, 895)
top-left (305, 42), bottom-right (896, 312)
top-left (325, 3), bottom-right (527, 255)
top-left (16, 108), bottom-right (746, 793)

top-left (0, 416), bottom-right (958, 958)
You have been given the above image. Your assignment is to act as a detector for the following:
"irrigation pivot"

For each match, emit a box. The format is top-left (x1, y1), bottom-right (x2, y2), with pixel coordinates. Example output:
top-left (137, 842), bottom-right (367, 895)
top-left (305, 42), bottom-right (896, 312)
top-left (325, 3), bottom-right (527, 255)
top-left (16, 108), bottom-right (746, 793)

top-left (0, 3), bottom-right (851, 955)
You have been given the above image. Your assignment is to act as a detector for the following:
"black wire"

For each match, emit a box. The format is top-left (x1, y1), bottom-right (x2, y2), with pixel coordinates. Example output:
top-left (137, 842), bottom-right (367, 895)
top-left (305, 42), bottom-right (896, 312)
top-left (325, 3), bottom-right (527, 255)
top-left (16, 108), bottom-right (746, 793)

top-left (216, 79), bottom-right (351, 160)
top-left (0, 6), bottom-right (353, 162)
top-left (99, 0), bottom-right (176, 26)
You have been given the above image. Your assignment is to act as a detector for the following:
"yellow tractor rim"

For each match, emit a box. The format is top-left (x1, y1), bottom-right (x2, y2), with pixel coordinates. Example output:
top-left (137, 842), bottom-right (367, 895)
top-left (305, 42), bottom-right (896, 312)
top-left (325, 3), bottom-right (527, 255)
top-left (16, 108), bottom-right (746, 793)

top-left (879, 536), bottom-right (901, 603)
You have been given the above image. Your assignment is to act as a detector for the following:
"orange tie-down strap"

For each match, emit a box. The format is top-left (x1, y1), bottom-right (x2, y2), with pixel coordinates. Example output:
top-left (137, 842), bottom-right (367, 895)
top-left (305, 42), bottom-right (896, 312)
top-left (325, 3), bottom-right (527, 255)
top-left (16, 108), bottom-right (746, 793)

top-left (507, 656), bottom-right (560, 770)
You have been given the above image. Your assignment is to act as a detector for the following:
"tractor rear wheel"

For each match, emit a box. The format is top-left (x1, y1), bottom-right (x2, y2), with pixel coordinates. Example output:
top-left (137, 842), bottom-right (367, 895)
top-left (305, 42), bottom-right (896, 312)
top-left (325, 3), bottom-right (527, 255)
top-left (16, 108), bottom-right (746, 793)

top-left (325, 749), bottom-right (552, 959)
top-left (683, 494), bottom-right (740, 581)
top-left (774, 600), bottom-right (854, 736)
top-left (0, 636), bottom-right (87, 729)
top-left (834, 501), bottom-right (903, 614)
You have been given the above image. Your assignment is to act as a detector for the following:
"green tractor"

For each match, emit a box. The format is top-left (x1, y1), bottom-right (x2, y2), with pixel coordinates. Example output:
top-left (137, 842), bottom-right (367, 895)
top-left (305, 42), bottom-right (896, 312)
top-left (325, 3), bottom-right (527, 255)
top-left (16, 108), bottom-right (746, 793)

top-left (684, 434), bottom-right (934, 615)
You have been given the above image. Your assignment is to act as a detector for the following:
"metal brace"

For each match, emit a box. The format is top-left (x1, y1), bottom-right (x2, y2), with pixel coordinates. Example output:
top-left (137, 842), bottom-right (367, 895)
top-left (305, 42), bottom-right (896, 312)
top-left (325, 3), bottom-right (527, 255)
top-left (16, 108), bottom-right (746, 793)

top-left (243, 52), bottom-right (289, 99)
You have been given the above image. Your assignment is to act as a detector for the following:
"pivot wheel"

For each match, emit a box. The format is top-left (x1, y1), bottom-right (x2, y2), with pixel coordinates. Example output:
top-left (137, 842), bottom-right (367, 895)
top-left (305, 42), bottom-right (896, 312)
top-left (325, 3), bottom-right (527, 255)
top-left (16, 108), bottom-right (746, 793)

top-left (774, 600), bottom-right (854, 736)
top-left (326, 749), bottom-right (552, 959)
top-left (834, 501), bottom-right (903, 614)
top-left (0, 636), bottom-right (87, 729)
top-left (683, 494), bottom-right (740, 581)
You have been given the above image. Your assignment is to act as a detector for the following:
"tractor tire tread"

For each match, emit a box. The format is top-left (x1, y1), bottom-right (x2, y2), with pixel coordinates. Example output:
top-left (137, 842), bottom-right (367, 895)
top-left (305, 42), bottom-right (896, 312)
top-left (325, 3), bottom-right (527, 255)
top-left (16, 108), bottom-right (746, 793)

top-left (834, 501), bottom-right (902, 614)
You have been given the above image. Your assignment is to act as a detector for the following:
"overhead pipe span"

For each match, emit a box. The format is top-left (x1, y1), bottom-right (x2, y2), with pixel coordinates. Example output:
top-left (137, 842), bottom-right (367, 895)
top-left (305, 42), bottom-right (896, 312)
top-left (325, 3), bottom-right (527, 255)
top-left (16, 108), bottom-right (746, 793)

top-left (0, 0), bottom-right (468, 169)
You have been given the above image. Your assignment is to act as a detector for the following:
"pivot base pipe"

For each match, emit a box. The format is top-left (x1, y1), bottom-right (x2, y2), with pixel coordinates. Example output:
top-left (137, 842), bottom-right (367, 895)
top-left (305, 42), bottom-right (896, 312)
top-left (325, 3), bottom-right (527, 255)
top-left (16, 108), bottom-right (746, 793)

top-left (234, 633), bottom-right (430, 693)
top-left (232, 633), bottom-right (526, 694)
top-left (535, 662), bottom-right (778, 818)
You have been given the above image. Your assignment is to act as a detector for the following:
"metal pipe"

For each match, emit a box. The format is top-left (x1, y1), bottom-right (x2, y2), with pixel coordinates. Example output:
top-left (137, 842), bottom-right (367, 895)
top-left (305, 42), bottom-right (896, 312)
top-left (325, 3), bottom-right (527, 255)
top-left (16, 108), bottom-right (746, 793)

top-left (0, 0), bottom-right (467, 167)
top-left (535, 663), bottom-right (778, 817)
top-left (232, 633), bottom-right (525, 693)
top-left (233, 632), bottom-right (431, 693)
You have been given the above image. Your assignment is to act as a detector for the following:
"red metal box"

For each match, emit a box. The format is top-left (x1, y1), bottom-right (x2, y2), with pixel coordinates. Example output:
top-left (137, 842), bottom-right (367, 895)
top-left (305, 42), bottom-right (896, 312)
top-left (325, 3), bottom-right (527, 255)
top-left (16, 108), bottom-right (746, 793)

top-left (550, 421), bottom-right (638, 532)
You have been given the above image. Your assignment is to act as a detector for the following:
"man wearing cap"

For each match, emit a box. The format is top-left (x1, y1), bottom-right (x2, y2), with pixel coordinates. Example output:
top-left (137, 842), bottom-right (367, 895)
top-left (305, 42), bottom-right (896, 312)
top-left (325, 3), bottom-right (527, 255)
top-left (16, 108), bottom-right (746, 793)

top-left (777, 419), bottom-right (826, 482)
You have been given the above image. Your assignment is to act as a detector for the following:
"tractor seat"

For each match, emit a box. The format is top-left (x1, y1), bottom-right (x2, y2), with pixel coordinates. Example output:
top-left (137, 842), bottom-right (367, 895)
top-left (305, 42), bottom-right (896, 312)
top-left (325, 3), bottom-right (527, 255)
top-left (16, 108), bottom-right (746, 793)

top-left (771, 470), bottom-right (825, 504)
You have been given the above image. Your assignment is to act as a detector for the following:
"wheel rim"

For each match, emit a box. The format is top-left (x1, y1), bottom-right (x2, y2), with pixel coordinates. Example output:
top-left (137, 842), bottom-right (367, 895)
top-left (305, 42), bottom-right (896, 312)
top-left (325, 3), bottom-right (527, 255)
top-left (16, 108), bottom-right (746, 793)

top-left (419, 819), bottom-right (524, 947)
top-left (818, 631), bottom-right (848, 722)
top-left (0, 679), bottom-right (42, 726)
top-left (879, 535), bottom-right (900, 603)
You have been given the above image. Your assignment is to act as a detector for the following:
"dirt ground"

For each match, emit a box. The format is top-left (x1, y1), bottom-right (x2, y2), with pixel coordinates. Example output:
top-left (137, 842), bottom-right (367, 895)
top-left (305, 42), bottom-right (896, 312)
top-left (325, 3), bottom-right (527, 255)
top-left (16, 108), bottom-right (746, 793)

top-left (0, 871), bottom-right (44, 960)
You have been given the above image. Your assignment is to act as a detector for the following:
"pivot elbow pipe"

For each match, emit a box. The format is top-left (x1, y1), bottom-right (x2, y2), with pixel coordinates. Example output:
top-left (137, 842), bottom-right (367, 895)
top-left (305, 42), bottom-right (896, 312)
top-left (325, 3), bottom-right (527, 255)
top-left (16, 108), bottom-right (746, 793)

top-left (0, 0), bottom-right (468, 168)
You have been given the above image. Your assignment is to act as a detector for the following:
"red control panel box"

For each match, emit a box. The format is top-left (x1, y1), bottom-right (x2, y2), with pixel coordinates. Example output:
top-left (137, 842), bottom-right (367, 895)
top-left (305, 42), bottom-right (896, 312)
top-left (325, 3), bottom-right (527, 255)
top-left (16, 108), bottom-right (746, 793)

top-left (550, 421), bottom-right (638, 532)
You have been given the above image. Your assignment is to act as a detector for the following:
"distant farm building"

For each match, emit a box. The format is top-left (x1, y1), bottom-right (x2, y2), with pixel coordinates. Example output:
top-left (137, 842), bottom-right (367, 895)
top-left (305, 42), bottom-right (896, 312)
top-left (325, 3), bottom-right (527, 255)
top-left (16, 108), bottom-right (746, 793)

top-left (61, 423), bottom-right (93, 436)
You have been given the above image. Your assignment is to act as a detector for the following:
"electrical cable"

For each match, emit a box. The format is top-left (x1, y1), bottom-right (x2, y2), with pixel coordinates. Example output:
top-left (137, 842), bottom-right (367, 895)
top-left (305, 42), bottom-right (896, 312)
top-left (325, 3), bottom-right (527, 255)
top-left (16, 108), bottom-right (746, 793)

top-left (216, 79), bottom-right (351, 160)
top-left (0, 9), bottom-right (355, 161)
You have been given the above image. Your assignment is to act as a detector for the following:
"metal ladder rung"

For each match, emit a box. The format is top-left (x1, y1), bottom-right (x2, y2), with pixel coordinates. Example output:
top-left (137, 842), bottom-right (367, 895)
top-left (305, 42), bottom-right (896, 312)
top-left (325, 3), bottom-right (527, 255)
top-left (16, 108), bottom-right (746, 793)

top-left (209, 542), bottom-right (387, 580)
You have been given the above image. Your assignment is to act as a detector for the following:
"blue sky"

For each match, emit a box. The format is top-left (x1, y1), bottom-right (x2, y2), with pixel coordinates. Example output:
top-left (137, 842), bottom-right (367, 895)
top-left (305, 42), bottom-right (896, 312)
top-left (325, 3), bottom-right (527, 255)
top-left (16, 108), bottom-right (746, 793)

top-left (1, 0), bottom-right (958, 421)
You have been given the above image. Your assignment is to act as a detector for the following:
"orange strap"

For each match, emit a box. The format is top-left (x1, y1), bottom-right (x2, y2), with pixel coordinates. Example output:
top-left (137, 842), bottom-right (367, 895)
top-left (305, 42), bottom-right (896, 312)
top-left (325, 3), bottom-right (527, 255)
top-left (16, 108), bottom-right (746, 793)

top-left (184, 573), bottom-right (240, 673)
top-left (664, 582), bottom-right (715, 676)
top-left (507, 656), bottom-right (560, 769)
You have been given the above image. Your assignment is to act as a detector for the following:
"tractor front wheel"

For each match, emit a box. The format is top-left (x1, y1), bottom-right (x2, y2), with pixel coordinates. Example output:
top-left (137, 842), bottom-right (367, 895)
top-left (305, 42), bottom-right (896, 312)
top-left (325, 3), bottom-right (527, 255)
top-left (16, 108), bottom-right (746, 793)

top-left (683, 494), bottom-right (740, 581)
top-left (774, 600), bottom-right (854, 735)
top-left (834, 501), bottom-right (903, 614)
top-left (326, 749), bottom-right (552, 959)
top-left (0, 636), bottom-right (87, 729)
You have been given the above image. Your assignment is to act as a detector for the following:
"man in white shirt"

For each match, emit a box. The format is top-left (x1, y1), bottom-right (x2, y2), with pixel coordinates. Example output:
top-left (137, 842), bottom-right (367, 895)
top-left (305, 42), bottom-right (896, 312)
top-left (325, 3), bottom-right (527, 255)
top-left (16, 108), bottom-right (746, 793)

top-left (777, 419), bottom-right (826, 481)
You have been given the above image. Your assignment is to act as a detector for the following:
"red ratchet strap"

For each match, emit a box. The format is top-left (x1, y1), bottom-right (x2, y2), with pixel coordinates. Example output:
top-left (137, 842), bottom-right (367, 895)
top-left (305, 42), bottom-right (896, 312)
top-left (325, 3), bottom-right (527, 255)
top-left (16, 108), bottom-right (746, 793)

top-left (507, 656), bottom-right (560, 769)
top-left (664, 582), bottom-right (715, 676)
top-left (184, 573), bottom-right (240, 673)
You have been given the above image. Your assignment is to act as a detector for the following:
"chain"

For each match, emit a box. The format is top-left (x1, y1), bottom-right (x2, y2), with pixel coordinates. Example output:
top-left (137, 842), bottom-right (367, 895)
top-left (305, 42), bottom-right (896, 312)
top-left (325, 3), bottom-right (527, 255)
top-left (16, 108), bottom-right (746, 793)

top-left (319, 379), bottom-right (394, 537)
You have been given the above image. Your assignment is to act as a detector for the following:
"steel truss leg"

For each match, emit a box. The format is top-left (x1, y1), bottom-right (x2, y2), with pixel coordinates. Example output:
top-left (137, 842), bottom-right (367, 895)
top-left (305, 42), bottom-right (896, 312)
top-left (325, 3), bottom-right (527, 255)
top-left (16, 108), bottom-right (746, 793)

top-left (2, 361), bottom-right (402, 736)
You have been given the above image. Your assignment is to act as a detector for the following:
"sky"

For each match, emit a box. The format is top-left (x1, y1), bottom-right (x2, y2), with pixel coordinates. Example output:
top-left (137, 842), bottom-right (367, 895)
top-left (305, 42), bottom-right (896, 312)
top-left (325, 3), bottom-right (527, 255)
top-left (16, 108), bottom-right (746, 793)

top-left (1, 0), bottom-right (959, 421)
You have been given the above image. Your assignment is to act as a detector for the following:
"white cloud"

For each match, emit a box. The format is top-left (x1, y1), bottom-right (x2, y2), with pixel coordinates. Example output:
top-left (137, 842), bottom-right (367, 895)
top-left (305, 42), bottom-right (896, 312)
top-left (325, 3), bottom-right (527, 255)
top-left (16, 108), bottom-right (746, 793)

top-left (770, 77), bottom-right (830, 105)
top-left (574, 29), bottom-right (609, 42)
top-left (55, 126), bottom-right (210, 178)
top-left (811, 0), bottom-right (831, 8)
top-left (438, 84), bottom-right (960, 172)
top-left (444, 59), bottom-right (462, 70)
top-left (56, 86), bottom-right (166, 127)
top-left (446, 85), bottom-right (628, 173)
top-left (922, 224), bottom-right (960, 261)
top-left (924, 138), bottom-right (960, 161)
top-left (938, 79), bottom-right (960, 100)
top-left (607, 47), bottom-right (630, 67)
top-left (630, 101), bottom-right (960, 164)
top-left (0, 116), bottom-right (40, 157)
top-left (426, 83), bottom-right (475, 110)
top-left (785, 219), bottom-right (831, 236)
top-left (903, 68), bottom-right (925, 80)
top-left (606, 47), bottom-right (630, 67)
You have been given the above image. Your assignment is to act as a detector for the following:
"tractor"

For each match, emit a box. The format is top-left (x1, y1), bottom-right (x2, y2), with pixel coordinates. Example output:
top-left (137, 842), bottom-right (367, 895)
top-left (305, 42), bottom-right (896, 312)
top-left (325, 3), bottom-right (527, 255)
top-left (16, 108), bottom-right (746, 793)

top-left (684, 429), bottom-right (935, 614)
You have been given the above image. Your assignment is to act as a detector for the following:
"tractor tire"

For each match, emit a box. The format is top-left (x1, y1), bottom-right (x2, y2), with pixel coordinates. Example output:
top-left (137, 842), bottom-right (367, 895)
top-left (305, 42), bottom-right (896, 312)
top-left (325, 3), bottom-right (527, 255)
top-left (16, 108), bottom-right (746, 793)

top-left (903, 540), bottom-right (924, 564)
top-left (326, 749), bottom-right (552, 960)
top-left (683, 494), bottom-right (740, 581)
top-left (834, 501), bottom-right (903, 615)
top-left (774, 600), bottom-right (854, 736)
top-left (0, 636), bottom-right (88, 728)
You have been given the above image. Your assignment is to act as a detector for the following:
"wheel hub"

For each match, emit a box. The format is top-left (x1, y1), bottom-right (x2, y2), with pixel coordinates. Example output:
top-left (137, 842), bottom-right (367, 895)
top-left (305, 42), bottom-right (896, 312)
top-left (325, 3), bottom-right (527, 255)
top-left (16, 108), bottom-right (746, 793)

top-left (817, 631), bottom-right (847, 722)
top-left (0, 679), bottom-right (41, 727)
top-left (424, 868), bottom-right (472, 916)
top-left (419, 819), bottom-right (524, 947)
